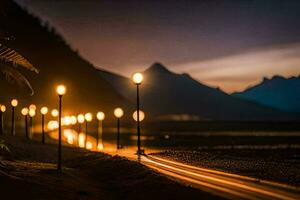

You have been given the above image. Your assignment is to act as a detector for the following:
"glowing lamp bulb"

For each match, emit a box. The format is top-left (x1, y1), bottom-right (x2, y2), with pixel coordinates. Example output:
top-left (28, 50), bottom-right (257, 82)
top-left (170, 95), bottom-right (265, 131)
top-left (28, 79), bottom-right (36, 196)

top-left (29, 104), bottom-right (36, 110)
top-left (133, 110), bottom-right (145, 122)
top-left (56, 85), bottom-right (66, 95)
top-left (70, 115), bottom-right (77, 125)
top-left (77, 114), bottom-right (85, 124)
top-left (40, 106), bottom-right (48, 115)
top-left (11, 99), bottom-right (18, 107)
top-left (21, 108), bottom-right (29, 116)
top-left (85, 113), bottom-right (93, 122)
top-left (96, 111), bottom-right (105, 121)
top-left (132, 72), bottom-right (143, 84)
top-left (29, 109), bottom-right (36, 117)
top-left (51, 109), bottom-right (59, 117)
top-left (63, 116), bottom-right (71, 126)
top-left (0, 105), bottom-right (6, 112)
top-left (114, 107), bottom-right (124, 118)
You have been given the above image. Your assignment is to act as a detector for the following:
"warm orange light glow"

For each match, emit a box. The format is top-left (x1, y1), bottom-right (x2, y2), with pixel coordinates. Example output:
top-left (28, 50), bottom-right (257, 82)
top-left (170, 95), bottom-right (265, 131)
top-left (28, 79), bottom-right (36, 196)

top-left (132, 72), bottom-right (143, 84)
top-left (85, 113), bottom-right (93, 122)
top-left (56, 85), bottom-right (66, 95)
top-left (78, 133), bottom-right (85, 148)
top-left (40, 106), bottom-right (48, 115)
top-left (133, 110), bottom-right (145, 122)
top-left (67, 136), bottom-right (74, 144)
top-left (47, 120), bottom-right (59, 130)
top-left (21, 108), bottom-right (29, 116)
top-left (70, 115), bottom-right (77, 125)
top-left (11, 99), bottom-right (18, 107)
top-left (62, 116), bottom-right (72, 126)
top-left (86, 141), bottom-right (93, 150)
top-left (29, 104), bottom-right (36, 110)
top-left (51, 109), bottom-right (59, 117)
top-left (29, 109), bottom-right (36, 117)
top-left (64, 129), bottom-right (74, 144)
top-left (0, 105), bottom-right (6, 112)
top-left (77, 114), bottom-right (85, 123)
top-left (114, 107), bottom-right (124, 118)
top-left (97, 143), bottom-right (104, 151)
top-left (96, 111), bottom-right (105, 121)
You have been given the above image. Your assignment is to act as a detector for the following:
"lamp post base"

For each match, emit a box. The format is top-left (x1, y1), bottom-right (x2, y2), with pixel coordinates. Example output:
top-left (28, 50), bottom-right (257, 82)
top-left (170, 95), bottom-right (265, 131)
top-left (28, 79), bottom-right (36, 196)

top-left (136, 149), bottom-right (145, 155)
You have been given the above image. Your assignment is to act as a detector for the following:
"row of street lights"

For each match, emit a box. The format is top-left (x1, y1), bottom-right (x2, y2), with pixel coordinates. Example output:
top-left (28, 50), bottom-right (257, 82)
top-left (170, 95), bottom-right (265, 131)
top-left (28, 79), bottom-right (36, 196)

top-left (0, 72), bottom-right (144, 172)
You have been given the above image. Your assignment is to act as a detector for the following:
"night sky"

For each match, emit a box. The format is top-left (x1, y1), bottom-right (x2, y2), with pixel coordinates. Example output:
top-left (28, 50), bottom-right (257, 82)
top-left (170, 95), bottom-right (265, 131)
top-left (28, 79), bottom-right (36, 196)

top-left (15, 0), bottom-right (300, 93)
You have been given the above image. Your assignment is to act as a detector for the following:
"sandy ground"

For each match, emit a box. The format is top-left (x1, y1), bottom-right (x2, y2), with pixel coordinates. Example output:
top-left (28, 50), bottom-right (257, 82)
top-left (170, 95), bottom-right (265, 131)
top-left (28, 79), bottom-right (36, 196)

top-left (0, 134), bottom-right (222, 200)
top-left (153, 148), bottom-right (300, 187)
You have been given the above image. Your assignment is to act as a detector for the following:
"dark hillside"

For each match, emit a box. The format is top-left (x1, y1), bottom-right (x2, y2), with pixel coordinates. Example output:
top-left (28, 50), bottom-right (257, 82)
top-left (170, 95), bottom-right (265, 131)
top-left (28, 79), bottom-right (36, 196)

top-left (0, 0), bottom-right (129, 122)
top-left (99, 62), bottom-right (299, 121)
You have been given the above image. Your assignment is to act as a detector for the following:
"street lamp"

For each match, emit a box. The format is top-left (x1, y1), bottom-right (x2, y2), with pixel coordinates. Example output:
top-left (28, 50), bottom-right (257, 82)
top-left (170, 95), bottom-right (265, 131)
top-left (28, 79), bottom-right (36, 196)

top-left (77, 114), bottom-right (85, 132)
top-left (96, 111), bottom-right (105, 150)
top-left (132, 72), bottom-right (143, 154)
top-left (114, 107), bottom-right (124, 149)
top-left (21, 108), bottom-right (29, 139)
top-left (51, 109), bottom-right (59, 117)
top-left (70, 115), bottom-right (77, 126)
top-left (11, 99), bottom-right (18, 136)
top-left (0, 105), bottom-right (6, 135)
top-left (133, 110), bottom-right (145, 122)
top-left (84, 113), bottom-right (92, 148)
top-left (28, 108), bottom-right (36, 138)
top-left (56, 84), bottom-right (66, 172)
top-left (40, 106), bottom-right (48, 144)
top-left (29, 104), bottom-right (36, 111)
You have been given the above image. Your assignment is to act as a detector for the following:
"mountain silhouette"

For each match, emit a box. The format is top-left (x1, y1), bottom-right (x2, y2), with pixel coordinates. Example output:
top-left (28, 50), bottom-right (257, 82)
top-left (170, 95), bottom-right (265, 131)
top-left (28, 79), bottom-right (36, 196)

top-left (98, 62), bottom-right (297, 121)
top-left (233, 75), bottom-right (300, 113)
top-left (0, 0), bottom-right (129, 121)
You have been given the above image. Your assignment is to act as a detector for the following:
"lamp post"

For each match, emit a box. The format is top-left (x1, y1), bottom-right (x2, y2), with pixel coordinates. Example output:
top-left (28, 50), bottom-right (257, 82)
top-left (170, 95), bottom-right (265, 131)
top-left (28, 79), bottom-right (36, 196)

top-left (21, 108), bottom-right (29, 139)
top-left (0, 105), bottom-right (6, 134)
top-left (96, 111), bottom-right (105, 150)
top-left (132, 72), bottom-right (143, 154)
top-left (40, 107), bottom-right (48, 144)
top-left (28, 108), bottom-right (36, 138)
top-left (114, 107), bottom-right (124, 149)
top-left (11, 99), bottom-right (18, 136)
top-left (84, 113), bottom-right (92, 148)
top-left (77, 114), bottom-right (85, 132)
top-left (133, 110), bottom-right (145, 153)
top-left (56, 84), bottom-right (66, 172)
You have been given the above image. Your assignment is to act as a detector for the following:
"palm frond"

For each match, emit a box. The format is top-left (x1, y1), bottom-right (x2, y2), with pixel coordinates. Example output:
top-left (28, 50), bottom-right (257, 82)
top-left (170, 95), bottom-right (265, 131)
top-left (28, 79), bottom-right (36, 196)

top-left (0, 43), bottom-right (38, 73)
top-left (0, 63), bottom-right (34, 95)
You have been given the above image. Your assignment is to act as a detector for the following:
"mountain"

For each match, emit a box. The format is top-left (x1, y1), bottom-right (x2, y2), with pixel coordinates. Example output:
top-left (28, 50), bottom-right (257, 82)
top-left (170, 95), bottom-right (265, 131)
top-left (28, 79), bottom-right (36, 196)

top-left (98, 62), bottom-right (297, 121)
top-left (0, 0), bottom-right (129, 121)
top-left (232, 75), bottom-right (300, 113)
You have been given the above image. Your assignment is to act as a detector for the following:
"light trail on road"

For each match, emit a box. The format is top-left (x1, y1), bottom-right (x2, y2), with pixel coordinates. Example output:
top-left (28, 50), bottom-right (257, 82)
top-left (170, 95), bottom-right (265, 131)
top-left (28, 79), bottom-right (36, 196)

top-left (140, 155), bottom-right (300, 200)
top-left (101, 146), bottom-right (300, 199)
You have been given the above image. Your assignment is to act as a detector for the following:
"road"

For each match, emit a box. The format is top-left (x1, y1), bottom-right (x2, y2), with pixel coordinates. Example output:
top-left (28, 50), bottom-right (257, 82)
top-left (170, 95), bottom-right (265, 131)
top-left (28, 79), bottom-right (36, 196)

top-left (102, 146), bottom-right (300, 199)
top-left (140, 155), bottom-right (300, 200)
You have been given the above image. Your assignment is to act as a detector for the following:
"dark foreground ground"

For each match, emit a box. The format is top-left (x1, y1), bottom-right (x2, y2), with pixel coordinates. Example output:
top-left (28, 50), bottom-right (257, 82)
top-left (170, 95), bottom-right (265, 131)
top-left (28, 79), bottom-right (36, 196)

top-left (153, 148), bottom-right (300, 187)
top-left (0, 134), bottom-right (221, 200)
